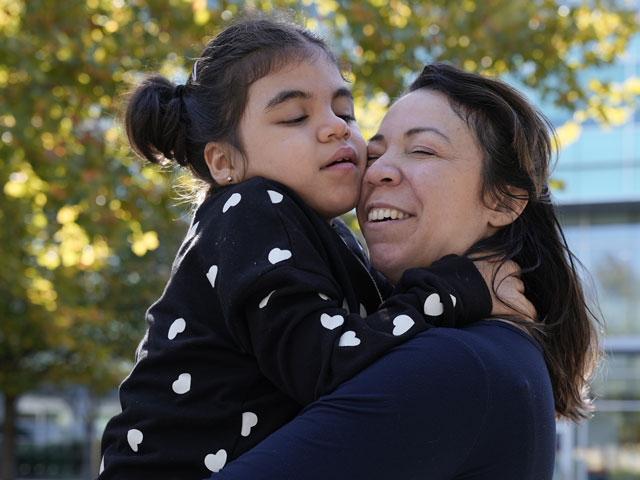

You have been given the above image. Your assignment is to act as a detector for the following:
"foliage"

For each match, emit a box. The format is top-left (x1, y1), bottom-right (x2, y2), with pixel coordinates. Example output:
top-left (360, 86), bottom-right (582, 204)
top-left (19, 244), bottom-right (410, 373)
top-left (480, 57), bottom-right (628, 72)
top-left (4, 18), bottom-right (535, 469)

top-left (1, 0), bottom-right (638, 400)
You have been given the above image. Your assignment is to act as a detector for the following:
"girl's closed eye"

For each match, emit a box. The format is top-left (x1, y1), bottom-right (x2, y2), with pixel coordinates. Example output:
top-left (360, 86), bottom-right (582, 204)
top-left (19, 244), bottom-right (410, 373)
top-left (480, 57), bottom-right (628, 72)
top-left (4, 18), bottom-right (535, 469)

top-left (337, 113), bottom-right (356, 123)
top-left (280, 115), bottom-right (308, 125)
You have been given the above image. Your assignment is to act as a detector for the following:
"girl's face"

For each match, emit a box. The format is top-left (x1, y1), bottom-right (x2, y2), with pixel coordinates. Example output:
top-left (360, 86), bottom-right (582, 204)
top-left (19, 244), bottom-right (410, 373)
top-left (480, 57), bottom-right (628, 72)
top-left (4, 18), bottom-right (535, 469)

top-left (237, 54), bottom-right (367, 220)
top-left (357, 89), bottom-right (502, 284)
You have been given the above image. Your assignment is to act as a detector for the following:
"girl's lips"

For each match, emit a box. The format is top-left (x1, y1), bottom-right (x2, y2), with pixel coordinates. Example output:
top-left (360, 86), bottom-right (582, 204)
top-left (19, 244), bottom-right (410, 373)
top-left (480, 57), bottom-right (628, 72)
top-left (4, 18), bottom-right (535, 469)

top-left (323, 161), bottom-right (357, 172)
top-left (323, 145), bottom-right (357, 169)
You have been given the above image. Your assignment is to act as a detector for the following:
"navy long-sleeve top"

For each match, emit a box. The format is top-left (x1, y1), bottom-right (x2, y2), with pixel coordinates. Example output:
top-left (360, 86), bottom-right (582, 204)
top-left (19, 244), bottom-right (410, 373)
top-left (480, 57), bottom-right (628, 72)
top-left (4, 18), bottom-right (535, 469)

top-left (212, 320), bottom-right (557, 479)
top-left (98, 177), bottom-right (491, 480)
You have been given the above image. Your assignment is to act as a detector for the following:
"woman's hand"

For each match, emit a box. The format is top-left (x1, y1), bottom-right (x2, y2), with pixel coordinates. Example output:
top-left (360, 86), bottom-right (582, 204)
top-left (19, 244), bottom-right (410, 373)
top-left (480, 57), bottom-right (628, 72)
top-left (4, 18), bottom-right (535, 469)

top-left (472, 258), bottom-right (537, 322)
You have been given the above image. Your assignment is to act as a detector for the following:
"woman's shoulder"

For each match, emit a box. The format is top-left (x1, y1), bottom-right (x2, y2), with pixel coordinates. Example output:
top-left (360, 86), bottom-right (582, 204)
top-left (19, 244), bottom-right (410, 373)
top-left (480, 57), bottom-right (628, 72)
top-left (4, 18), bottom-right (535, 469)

top-left (420, 321), bottom-right (546, 373)
top-left (379, 321), bottom-right (548, 397)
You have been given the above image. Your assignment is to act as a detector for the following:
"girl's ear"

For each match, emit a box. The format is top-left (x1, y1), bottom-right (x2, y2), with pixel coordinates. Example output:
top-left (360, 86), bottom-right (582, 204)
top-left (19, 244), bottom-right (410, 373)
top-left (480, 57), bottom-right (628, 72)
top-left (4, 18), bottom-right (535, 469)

top-left (204, 142), bottom-right (238, 184)
top-left (487, 187), bottom-right (528, 228)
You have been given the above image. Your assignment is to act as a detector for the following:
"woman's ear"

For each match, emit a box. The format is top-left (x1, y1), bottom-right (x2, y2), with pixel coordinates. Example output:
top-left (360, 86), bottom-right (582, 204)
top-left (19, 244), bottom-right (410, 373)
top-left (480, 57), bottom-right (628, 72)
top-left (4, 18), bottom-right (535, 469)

top-left (487, 187), bottom-right (528, 228)
top-left (204, 142), bottom-right (237, 184)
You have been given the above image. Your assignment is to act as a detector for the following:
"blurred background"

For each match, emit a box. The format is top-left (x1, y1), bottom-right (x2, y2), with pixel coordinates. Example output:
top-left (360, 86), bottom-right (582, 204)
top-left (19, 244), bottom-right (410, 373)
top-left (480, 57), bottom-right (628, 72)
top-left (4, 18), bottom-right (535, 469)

top-left (1, 0), bottom-right (639, 478)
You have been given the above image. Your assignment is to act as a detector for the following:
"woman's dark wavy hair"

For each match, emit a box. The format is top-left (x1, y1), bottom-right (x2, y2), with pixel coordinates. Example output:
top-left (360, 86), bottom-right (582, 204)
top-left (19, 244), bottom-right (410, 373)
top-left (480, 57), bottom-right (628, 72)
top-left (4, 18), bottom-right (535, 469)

top-left (124, 15), bottom-right (338, 195)
top-left (409, 63), bottom-right (600, 422)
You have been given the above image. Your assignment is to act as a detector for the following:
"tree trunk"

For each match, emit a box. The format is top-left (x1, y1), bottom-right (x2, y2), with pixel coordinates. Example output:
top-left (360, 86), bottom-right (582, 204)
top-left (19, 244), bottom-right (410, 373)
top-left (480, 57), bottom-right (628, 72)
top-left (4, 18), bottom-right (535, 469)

top-left (1, 393), bottom-right (17, 480)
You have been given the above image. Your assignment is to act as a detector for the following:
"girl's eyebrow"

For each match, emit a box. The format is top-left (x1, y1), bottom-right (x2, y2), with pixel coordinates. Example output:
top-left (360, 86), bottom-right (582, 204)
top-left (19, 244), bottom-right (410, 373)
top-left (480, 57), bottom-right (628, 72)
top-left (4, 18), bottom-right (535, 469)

top-left (265, 87), bottom-right (353, 111)
top-left (333, 87), bottom-right (353, 101)
top-left (265, 90), bottom-right (310, 110)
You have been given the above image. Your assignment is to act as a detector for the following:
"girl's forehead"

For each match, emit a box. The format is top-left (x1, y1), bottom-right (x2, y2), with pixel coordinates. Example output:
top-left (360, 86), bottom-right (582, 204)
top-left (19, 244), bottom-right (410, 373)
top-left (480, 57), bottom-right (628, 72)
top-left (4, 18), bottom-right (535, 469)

top-left (247, 56), bottom-right (347, 101)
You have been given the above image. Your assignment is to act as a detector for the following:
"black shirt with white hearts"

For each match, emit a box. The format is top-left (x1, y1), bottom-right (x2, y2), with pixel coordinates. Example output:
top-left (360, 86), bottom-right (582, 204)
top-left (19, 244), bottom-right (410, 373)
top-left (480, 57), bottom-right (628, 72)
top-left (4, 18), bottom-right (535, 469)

top-left (98, 176), bottom-right (491, 480)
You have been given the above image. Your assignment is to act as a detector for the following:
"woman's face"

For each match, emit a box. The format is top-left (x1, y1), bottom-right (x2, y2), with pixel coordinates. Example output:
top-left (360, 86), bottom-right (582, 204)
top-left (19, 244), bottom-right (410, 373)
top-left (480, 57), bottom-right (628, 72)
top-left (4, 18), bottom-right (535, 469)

top-left (357, 89), bottom-right (500, 284)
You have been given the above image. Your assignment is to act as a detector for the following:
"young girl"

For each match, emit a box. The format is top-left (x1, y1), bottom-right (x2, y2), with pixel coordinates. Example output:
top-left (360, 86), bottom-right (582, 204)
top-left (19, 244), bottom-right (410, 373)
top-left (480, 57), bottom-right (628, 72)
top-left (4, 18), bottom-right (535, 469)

top-left (99, 18), bottom-right (510, 479)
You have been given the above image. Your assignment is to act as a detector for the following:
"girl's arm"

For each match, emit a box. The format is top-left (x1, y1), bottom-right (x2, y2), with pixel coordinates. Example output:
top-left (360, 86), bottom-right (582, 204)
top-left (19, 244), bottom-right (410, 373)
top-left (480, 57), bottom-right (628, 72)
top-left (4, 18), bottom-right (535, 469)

top-left (202, 177), bottom-right (492, 404)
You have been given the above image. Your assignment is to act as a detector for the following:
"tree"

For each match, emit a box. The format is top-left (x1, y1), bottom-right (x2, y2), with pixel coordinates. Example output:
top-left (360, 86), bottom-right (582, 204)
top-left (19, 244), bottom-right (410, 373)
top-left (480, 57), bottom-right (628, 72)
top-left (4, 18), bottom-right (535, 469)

top-left (1, 0), bottom-right (638, 478)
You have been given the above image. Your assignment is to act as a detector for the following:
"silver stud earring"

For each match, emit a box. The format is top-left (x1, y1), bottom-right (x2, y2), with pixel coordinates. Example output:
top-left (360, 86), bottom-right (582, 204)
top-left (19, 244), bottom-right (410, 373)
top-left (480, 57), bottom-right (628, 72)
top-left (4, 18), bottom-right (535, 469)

top-left (227, 176), bottom-right (233, 183)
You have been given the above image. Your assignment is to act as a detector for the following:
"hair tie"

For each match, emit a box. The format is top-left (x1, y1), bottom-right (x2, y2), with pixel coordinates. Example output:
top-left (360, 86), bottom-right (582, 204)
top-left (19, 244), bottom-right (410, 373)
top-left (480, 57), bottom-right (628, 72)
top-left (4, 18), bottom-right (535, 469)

top-left (174, 84), bottom-right (186, 99)
top-left (538, 185), bottom-right (552, 203)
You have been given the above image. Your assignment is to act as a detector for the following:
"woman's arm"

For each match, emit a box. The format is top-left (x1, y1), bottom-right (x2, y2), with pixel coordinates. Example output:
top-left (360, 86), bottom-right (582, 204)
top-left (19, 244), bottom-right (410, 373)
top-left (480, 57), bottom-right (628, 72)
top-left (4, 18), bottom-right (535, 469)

top-left (210, 329), bottom-right (490, 479)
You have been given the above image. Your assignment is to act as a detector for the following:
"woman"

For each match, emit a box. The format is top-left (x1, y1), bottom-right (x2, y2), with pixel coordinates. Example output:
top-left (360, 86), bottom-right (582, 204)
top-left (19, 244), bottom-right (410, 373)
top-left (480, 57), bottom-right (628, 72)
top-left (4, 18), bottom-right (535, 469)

top-left (210, 63), bottom-right (600, 479)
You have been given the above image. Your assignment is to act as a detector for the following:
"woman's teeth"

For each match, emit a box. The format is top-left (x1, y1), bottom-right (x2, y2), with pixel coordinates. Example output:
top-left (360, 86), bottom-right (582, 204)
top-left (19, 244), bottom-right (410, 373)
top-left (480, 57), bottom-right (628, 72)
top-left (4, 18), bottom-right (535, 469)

top-left (368, 208), bottom-right (409, 222)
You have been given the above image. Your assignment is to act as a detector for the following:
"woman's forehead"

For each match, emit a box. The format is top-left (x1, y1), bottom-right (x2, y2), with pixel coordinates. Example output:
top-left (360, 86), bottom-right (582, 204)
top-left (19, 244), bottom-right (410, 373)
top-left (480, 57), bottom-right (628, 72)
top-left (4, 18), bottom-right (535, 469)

top-left (376, 90), bottom-right (470, 141)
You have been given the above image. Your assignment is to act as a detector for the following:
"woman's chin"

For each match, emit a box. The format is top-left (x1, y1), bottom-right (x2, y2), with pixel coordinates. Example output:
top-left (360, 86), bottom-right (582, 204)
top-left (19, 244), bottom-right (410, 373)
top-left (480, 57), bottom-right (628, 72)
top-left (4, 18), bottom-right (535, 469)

top-left (370, 252), bottom-right (405, 285)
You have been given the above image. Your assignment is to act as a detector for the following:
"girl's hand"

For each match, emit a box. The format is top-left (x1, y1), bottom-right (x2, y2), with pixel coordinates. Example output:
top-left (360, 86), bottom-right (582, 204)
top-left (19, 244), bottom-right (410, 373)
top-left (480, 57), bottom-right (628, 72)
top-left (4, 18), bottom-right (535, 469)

top-left (473, 258), bottom-right (537, 322)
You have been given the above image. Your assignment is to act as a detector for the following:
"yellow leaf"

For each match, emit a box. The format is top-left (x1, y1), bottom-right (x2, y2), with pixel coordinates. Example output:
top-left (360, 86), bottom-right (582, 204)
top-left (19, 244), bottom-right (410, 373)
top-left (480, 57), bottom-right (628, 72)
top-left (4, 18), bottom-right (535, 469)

top-left (4, 181), bottom-right (27, 198)
top-left (316, 0), bottom-right (338, 16)
top-left (602, 105), bottom-right (630, 126)
top-left (33, 213), bottom-right (47, 229)
top-left (57, 205), bottom-right (79, 224)
top-left (555, 121), bottom-right (582, 149)
top-left (38, 248), bottom-right (61, 270)
top-left (194, 10), bottom-right (209, 25)
top-left (143, 231), bottom-right (159, 251)
top-left (624, 77), bottom-right (640, 95)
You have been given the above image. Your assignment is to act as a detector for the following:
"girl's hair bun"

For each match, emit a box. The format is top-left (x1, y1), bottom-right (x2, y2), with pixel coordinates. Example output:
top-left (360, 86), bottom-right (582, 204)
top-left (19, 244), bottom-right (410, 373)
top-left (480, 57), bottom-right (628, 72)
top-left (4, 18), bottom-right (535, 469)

top-left (125, 74), bottom-right (189, 167)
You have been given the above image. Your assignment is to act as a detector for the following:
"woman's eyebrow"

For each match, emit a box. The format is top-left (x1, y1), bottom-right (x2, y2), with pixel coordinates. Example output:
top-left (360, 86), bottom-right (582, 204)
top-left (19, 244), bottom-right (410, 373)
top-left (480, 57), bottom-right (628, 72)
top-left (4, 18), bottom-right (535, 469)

top-left (405, 126), bottom-right (451, 144)
top-left (265, 90), bottom-right (310, 110)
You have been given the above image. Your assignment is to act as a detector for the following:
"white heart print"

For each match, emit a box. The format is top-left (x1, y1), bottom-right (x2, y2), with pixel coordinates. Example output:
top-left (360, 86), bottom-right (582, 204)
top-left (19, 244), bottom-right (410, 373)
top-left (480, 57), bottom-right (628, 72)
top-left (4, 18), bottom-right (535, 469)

top-left (127, 429), bottom-right (143, 452)
top-left (186, 221), bottom-right (199, 240)
top-left (267, 190), bottom-right (283, 204)
top-left (222, 193), bottom-right (241, 213)
top-left (168, 318), bottom-right (186, 340)
top-left (268, 248), bottom-right (292, 264)
top-left (241, 411), bottom-right (258, 437)
top-left (259, 290), bottom-right (276, 309)
top-left (172, 373), bottom-right (191, 394)
top-left (360, 303), bottom-right (367, 317)
top-left (318, 292), bottom-right (330, 301)
top-left (450, 294), bottom-right (457, 307)
top-left (424, 293), bottom-right (444, 316)
top-left (392, 315), bottom-right (415, 336)
top-left (204, 449), bottom-right (227, 473)
top-left (100, 456), bottom-right (104, 474)
top-left (206, 265), bottom-right (218, 288)
top-left (320, 313), bottom-right (344, 330)
top-left (339, 330), bottom-right (360, 347)
top-left (342, 298), bottom-right (349, 312)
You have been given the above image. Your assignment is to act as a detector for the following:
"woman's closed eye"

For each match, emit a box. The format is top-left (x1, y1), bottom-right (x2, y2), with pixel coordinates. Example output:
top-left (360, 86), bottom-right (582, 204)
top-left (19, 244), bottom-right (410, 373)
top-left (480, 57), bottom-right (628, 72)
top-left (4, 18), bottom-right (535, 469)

top-left (366, 154), bottom-right (379, 164)
top-left (410, 148), bottom-right (436, 156)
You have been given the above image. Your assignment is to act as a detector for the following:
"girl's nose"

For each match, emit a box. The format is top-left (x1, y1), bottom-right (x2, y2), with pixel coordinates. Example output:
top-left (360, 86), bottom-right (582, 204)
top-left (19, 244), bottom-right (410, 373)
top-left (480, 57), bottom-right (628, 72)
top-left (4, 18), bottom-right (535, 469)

top-left (318, 115), bottom-right (350, 142)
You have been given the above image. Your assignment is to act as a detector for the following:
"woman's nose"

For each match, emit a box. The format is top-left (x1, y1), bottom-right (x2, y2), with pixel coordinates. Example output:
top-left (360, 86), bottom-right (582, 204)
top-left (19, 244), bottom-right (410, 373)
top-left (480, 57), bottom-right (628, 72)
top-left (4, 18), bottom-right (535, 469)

top-left (318, 114), bottom-right (350, 142)
top-left (363, 154), bottom-right (401, 186)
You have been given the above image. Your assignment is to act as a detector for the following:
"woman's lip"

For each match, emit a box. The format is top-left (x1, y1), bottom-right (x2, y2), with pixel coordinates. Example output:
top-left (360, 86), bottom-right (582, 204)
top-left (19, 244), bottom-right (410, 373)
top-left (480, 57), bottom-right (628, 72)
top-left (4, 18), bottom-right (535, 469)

top-left (364, 205), bottom-right (413, 222)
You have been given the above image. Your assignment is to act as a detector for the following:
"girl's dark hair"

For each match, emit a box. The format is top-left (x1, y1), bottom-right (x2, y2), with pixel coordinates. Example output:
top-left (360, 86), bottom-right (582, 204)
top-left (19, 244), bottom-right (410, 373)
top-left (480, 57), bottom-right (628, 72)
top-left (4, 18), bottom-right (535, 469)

top-left (409, 63), bottom-right (600, 422)
top-left (124, 16), bottom-right (338, 194)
